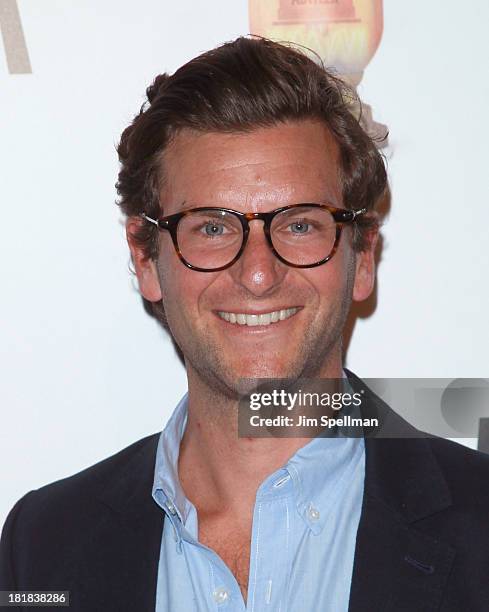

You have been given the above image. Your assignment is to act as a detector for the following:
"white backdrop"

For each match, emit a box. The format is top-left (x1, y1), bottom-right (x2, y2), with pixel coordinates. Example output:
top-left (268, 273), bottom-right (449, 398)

top-left (1, 0), bottom-right (488, 527)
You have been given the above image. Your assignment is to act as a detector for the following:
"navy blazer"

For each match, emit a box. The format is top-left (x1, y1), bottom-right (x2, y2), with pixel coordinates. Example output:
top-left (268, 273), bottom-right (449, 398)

top-left (1, 371), bottom-right (489, 611)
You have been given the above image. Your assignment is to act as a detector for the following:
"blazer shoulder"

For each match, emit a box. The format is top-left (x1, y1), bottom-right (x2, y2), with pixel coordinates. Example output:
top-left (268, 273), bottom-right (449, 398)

top-left (427, 435), bottom-right (489, 503)
top-left (2, 432), bottom-right (160, 540)
top-left (1, 433), bottom-right (162, 590)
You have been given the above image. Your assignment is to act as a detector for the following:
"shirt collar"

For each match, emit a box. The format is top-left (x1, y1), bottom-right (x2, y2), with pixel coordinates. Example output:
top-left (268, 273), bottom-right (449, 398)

top-left (286, 434), bottom-right (364, 535)
top-left (152, 392), bottom-right (192, 524)
top-left (152, 372), bottom-right (365, 535)
top-left (250, 371), bottom-right (365, 535)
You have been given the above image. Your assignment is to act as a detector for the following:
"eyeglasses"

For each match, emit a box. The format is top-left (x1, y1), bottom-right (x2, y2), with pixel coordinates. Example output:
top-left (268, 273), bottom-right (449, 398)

top-left (140, 203), bottom-right (367, 272)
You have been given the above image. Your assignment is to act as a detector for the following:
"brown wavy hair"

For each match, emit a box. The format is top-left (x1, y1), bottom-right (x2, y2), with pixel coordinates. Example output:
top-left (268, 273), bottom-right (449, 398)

top-left (116, 35), bottom-right (387, 266)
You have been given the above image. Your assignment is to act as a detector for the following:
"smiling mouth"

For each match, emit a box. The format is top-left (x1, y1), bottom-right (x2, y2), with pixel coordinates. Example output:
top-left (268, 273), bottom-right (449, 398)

top-left (217, 307), bottom-right (300, 327)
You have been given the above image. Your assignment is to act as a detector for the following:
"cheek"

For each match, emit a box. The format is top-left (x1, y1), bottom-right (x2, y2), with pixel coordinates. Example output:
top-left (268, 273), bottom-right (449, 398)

top-left (304, 250), bottom-right (355, 313)
top-left (157, 257), bottom-right (212, 326)
top-left (161, 268), bottom-right (191, 312)
top-left (157, 238), bottom-right (187, 297)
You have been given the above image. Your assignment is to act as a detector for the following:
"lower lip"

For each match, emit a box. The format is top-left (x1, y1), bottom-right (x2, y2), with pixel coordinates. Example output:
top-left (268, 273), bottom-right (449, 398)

top-left (213, 309), bottom-right (302, 333)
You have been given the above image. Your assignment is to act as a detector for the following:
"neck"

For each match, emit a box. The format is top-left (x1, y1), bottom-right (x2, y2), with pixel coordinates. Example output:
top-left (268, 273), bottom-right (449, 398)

top-left (177, 356), bottom-right (344, 515)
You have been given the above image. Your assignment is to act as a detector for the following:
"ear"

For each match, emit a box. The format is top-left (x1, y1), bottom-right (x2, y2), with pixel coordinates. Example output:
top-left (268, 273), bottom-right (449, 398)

top-left (126, 216), bottom-right (162, 302)
top-left (352, 226), bottom-right (379, 302)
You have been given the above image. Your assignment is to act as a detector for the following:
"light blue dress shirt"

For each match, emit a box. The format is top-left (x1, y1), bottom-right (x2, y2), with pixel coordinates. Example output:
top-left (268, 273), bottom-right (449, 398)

top-left (153, 393), bottom-right (365, 611)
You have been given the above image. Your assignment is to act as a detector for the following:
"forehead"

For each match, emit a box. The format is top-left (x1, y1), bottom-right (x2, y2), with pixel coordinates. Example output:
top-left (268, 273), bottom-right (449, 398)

top-left (159, 119), bottom-right (342, 212)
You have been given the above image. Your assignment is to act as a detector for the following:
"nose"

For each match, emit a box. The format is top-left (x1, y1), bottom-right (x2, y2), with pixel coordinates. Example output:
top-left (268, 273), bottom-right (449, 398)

top-left (228, 220), bottom-right (288, 297)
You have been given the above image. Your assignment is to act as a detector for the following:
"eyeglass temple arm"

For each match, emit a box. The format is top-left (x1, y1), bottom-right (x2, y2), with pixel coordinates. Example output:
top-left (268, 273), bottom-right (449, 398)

top-left (140, 212), bottom-right (159, 226)
top-left (351, 207), bottom-right (367, 219)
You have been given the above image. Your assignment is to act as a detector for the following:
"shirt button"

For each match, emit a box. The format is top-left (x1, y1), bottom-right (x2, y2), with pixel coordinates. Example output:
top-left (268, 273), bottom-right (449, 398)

top-left (308, 505), bottom-right (320, 521)
top-left (166, 500), bottom-right (176, 515)
top-left (213, 587), bottom-right (230, 604)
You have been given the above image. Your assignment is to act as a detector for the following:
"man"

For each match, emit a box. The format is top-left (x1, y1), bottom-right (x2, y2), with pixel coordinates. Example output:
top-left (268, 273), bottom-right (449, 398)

top-left (1, 36), bottom-right (488, 611)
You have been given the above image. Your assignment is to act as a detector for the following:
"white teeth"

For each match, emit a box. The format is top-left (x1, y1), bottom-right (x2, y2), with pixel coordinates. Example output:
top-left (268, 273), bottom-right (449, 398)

top-left (218, 307), bottom-right (299, 326)
top-left (247, 314), bottom-right (259, 326)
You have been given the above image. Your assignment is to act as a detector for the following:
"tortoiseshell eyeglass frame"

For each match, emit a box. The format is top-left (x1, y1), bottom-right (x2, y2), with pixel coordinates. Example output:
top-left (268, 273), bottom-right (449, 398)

top-left (139, 203), bottom-right (367, 273)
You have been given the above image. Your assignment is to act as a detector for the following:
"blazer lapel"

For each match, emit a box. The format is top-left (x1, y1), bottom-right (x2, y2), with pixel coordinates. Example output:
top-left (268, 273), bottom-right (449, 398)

top-left (70, 434), bottom-right (164, 612)
top-left (345, 371), bottom-right (456, 612)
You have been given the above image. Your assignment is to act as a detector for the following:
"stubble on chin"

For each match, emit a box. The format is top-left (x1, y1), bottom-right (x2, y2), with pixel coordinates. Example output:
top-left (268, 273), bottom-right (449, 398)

top-left (182, 296), bottom-right (352, 404)
top-left (169, 253), bottom-right (357, 404)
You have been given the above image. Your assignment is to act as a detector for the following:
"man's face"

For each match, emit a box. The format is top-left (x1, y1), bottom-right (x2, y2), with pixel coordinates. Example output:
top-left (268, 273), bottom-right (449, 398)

top-left (128, 120), bottom-right (377, 397)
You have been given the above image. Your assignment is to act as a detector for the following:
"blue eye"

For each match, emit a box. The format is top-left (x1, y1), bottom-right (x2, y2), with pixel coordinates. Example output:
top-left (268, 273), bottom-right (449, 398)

top-left (290, 221), bottom-right (309, 234)
top-left (203, 222), bottom-right (224, 236)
